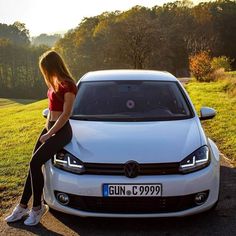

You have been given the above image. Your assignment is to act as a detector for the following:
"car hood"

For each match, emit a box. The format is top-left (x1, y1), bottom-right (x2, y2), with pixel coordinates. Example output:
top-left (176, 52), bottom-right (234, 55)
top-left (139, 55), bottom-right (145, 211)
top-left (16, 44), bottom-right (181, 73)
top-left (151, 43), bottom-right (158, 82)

top-left (65, 118), bottom-right (202, 163)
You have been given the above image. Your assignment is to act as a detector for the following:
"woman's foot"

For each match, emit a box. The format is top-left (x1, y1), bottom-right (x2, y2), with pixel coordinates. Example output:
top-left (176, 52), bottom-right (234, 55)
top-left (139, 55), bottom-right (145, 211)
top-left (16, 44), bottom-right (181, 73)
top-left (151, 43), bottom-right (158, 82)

top-left (4, 204), bottom-right (30, 223)
top-left (24, 204), bottom-right (49, 226)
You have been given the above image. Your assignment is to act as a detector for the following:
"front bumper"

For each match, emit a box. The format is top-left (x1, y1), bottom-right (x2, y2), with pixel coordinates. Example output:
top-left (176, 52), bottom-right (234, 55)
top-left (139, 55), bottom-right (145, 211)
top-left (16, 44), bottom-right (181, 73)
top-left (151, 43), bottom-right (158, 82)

top-left (43, 159), bottom-right (220, 218)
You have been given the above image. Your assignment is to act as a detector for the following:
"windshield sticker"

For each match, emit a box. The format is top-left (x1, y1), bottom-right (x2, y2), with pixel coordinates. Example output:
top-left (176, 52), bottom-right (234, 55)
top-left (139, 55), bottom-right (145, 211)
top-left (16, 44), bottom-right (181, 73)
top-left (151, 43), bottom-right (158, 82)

top-left (126, 100), bottom-right (135, 109)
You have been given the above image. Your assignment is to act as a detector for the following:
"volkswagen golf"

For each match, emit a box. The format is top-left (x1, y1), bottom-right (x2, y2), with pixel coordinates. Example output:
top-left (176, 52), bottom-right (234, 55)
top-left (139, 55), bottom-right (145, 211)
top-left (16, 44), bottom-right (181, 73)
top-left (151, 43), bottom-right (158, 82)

top-left (42, 70), bottom-right (220, 217)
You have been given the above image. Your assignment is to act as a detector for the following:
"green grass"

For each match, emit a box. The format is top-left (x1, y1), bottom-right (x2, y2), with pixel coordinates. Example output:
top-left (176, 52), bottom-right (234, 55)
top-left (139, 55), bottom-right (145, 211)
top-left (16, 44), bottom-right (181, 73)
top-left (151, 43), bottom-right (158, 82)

top-left (0, 98), bottom-right (47, 216)
top-left (0, 97), bottom-right (37, 107)
top-left (226, 71), bottom-right (236, 77)
top-left (186, 80), bottom-right (236, 163)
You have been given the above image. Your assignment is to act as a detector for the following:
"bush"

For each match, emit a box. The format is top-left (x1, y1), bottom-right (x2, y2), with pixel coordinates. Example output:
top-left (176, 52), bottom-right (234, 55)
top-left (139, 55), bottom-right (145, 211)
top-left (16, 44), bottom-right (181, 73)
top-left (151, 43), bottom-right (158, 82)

top-left (211, 56), bottom-right (233, 72)
top-left (208, 68), bottom-right (226, 81)
top-left (222, 78), bottom-right (236, 97)
top-left (189, 53), bottom-right (234, 82)
top-left (189, 51), bottom-right (213, 82)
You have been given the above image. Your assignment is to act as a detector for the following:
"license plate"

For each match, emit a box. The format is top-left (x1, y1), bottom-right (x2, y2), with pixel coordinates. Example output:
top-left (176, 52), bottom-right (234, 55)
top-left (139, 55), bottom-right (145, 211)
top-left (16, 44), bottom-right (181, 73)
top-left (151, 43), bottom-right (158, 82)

top-left (103, 184), bottom-right (162, 197)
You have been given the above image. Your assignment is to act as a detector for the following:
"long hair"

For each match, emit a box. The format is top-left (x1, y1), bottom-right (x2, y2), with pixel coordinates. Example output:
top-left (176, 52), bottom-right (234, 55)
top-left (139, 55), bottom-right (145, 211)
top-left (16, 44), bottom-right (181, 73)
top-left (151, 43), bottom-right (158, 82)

top-left (39, 50), bottom-right (76, 93)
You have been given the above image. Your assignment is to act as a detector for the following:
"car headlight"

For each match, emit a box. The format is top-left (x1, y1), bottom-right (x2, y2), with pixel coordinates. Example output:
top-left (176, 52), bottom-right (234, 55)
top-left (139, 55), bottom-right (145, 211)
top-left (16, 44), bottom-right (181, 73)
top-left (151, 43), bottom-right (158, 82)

top-left (179, 146), bottom-right (210, 174)
top-left (53, 149), bottom-right (85, 174)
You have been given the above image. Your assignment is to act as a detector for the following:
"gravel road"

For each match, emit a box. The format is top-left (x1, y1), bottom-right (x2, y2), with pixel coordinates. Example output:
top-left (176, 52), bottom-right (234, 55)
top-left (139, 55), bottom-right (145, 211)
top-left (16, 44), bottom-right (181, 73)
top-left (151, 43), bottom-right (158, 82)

top-left (0, 155), bottom-right (236, 236)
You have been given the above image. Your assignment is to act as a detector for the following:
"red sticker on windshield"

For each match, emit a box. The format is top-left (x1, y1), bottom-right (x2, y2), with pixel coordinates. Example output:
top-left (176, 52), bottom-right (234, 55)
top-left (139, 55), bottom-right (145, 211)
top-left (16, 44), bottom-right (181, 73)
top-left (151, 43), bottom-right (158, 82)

top-left (126, 100), bottom-right (135, 109)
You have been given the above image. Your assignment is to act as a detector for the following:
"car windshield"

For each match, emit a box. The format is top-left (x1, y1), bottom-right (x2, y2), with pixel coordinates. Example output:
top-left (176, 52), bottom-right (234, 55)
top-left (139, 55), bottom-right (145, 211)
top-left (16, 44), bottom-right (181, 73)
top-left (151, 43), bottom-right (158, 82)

top-left (71, 81), bottom-right (193, 121)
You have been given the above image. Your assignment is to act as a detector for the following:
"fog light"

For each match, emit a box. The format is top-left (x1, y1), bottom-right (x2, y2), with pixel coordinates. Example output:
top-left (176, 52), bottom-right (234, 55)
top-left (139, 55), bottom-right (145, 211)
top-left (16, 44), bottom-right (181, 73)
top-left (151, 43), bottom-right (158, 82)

top-left (195, 192), bottom-right (207, 205)
top-left (56, 192), bottom-right (69, 205)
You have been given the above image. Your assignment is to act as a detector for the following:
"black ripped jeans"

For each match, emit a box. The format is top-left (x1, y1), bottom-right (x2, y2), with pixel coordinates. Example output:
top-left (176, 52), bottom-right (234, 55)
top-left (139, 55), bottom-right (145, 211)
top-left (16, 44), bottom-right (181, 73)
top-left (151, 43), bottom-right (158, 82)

top-left (20, 120), bottom-right (72, 207)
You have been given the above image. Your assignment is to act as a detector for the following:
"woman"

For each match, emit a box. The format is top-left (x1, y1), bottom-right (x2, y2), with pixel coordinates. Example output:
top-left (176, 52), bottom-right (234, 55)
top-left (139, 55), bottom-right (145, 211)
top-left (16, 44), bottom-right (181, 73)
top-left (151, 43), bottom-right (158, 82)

top-left (5, 50), bottom-right (78, 226)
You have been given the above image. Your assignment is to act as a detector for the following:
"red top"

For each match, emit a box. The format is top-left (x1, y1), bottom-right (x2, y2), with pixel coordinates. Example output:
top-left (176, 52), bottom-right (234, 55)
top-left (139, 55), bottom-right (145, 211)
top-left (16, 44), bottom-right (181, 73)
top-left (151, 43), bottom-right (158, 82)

top-left (47, 80), bottom-right (78, 111)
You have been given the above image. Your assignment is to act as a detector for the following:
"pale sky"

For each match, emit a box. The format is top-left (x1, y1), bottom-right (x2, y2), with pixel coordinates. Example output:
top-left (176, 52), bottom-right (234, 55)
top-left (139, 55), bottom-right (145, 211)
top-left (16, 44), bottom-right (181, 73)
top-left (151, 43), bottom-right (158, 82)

top-left (0, 0), bottom-right (207, 37)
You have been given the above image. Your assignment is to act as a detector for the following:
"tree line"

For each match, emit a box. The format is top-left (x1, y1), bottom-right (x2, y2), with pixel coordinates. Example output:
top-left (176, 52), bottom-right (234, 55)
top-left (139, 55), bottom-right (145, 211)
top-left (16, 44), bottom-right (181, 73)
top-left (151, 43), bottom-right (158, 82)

top-left (31, 34), bottom-right (62, 47)
top-left (0, 0), bottom-right (236, 99)
top-left (55, 0), bottom-right (236, 79)
top-left (0, 22), bottom-right (49, 99)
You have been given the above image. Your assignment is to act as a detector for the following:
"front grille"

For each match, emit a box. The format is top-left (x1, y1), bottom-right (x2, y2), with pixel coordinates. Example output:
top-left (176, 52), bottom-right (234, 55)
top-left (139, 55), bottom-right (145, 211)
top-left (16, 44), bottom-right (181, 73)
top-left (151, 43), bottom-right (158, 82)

top-left (54, 190), bottom-right (209, 214)
top-left (83, 162), bottom-right (180, 175)
top-left (52, 149), bottom-right (182, 176)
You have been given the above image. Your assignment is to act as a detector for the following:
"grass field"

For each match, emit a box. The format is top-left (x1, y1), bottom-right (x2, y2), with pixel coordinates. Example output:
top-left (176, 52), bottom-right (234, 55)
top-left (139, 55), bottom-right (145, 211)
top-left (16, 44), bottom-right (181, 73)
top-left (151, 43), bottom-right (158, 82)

top-left (186, 80), bottom-right (236, 163)
top-left (0, 79), bottom-right (235, 217)
top-left (227, 71), bottom-right (236, 77)
top-left (0, 98), bottom-right (47, 216)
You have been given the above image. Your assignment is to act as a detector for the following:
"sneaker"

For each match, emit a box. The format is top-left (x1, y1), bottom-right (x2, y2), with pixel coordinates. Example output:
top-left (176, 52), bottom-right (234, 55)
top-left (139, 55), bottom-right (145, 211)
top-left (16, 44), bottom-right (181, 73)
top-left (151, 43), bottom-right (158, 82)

top-left (5, 204), bottom-right (30, 223)
top-left (24, 204), bottom-right (49, 226)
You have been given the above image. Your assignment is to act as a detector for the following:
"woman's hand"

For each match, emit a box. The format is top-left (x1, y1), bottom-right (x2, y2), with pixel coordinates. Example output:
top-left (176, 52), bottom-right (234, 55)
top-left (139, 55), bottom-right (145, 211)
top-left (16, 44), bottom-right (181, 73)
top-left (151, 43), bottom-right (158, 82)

top-left (39, 132), bottom-right (52, 143)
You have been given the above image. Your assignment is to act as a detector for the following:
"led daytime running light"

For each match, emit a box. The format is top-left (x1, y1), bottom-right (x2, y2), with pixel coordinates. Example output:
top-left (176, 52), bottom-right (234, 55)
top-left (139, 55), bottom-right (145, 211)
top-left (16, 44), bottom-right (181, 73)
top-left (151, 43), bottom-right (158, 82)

top-left (68, 156), bottom-right (84, 169)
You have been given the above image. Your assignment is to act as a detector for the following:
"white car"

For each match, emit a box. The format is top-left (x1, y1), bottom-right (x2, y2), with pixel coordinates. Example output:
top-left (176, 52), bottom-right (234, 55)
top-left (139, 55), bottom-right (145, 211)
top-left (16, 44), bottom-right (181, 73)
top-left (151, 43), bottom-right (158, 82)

top-left (43, 70), bottom-right (220, 218)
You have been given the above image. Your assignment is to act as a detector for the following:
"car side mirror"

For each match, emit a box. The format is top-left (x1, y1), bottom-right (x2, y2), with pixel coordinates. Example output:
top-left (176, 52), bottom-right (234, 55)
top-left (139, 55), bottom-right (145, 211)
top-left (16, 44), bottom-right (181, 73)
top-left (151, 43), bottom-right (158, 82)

top-left (199, 107), bottom-right (216, 120)
top-left (42, 108), bottom-right (49, 119)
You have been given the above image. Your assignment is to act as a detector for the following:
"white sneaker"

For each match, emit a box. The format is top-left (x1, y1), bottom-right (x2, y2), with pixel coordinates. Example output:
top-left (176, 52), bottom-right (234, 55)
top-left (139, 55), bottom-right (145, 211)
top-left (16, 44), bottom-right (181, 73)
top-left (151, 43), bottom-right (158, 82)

top-left (24, 204), bottom-right (49, 226)
top-left (5, 204), bottom-right (30, 223)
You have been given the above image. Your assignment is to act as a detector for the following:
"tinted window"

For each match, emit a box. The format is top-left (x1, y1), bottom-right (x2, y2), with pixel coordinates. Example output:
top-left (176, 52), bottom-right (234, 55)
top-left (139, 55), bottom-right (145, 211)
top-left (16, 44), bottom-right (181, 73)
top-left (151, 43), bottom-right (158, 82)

top-left (72, 81), bottom-right (193, 121)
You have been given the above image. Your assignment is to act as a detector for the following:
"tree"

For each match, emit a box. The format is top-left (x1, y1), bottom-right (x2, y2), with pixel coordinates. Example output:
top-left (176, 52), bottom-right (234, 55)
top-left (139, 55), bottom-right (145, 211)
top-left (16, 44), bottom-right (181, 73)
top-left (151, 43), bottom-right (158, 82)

top-left (0, 22), bottom-right (49, 98)
top-left (45, 1), bottom-right (236, 80)
top-left (0, 22), bottom-right (30, 46)
top-left (32, 33), bottom-right (61, 47)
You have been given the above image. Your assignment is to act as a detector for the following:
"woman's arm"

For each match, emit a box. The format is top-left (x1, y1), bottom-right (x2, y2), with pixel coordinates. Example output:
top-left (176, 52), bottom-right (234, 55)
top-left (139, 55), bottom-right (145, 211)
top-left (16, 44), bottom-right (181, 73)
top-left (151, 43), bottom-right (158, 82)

top-left (40, 92), bottom-right (75, 143)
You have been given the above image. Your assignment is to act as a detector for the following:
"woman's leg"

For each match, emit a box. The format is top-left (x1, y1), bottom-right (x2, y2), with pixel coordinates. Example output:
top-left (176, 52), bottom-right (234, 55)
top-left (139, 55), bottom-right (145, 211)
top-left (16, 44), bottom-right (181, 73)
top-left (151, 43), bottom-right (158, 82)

top-left (29, 121), bottom-right (72, 207)
top-left (19, 128), bottom-right (48, 206)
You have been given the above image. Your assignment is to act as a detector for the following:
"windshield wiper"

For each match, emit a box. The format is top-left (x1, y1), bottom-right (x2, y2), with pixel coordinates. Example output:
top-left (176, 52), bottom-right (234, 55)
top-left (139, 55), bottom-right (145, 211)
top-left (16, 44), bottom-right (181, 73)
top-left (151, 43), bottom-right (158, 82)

top-left (70, 114), bottom-right (138, 121)
top-left (70, 114), bottom-right (191, 121)
top-left (70, 115), bottom-right (102, 120)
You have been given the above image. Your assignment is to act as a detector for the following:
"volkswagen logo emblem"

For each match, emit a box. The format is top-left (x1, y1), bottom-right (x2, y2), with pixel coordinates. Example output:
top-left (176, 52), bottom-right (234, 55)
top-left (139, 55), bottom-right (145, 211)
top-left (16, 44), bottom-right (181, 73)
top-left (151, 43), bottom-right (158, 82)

top-left (124, 161), bottom-right (140, 178)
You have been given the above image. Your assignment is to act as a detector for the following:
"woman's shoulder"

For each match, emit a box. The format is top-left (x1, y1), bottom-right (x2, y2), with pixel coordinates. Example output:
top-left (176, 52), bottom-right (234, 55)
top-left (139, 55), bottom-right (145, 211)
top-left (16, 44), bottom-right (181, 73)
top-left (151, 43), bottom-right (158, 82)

top-left (59, 80), bottom-right (78, 94)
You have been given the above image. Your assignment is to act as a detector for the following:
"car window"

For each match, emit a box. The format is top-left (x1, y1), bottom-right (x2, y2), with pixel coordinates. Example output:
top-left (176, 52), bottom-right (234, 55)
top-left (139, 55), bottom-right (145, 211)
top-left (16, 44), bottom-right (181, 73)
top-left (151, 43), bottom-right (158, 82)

top-left (72, 81), bottom-right (193, 121)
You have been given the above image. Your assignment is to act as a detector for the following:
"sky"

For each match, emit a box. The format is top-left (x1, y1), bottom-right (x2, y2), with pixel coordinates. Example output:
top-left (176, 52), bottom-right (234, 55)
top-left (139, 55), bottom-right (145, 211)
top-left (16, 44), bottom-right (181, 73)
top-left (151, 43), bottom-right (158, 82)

top-left (0, 0), bottom-right (208, 37)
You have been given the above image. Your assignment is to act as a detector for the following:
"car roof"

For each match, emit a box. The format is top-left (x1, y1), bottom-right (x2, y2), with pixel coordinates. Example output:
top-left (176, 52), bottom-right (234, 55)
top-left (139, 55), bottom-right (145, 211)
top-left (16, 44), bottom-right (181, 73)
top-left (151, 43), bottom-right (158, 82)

top-left (80, 70), bottom-right (177, 82)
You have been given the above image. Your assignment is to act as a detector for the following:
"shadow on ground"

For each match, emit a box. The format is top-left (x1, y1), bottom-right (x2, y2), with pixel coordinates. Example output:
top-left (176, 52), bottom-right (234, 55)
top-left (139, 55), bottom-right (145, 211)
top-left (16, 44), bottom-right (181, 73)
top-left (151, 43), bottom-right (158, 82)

top-left (49, 165), bottom-right (236, 236)
top-left (2, 164), bottom-right (236, 236)
top-left (10, 98), bottom-right (38, 105)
